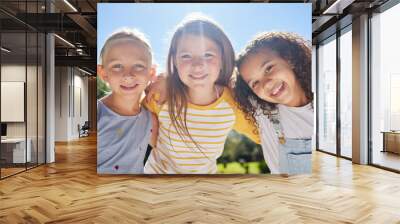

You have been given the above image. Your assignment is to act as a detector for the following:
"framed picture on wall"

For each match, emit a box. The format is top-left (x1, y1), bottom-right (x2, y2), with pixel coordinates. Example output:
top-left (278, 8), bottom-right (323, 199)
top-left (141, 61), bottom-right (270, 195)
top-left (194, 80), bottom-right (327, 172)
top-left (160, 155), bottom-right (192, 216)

top-left (1, 81), bottom-right (25, 122)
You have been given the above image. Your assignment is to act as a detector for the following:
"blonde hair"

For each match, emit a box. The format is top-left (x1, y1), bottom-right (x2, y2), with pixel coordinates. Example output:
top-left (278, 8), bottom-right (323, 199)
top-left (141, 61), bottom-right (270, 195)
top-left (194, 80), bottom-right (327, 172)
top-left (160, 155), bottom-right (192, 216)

top-left (99, 28), bottom-right (152, 65)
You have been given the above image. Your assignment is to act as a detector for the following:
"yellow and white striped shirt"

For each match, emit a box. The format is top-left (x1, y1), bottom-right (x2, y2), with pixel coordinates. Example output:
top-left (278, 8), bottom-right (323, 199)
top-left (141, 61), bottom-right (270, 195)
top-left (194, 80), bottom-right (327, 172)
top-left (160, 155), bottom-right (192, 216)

top-left (143, 87), bottom-right (260, 174)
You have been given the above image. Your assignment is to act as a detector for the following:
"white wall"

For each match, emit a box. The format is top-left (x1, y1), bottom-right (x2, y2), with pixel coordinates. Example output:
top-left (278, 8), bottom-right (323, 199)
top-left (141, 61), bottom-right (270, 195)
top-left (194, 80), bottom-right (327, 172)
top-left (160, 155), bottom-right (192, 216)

top-left (72, 73), bottom-right (89, 138)
top-left (54, 67), bottom-right (89, 141)
top-left (1, 65), bottom-right (26, 81)
top-left (55, 67), bottom-right (69, 141)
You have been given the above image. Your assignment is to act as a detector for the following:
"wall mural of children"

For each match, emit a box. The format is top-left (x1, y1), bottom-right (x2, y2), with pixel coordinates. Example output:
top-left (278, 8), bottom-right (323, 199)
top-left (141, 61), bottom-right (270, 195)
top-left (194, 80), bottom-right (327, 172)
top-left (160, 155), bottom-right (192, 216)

top-left (97, 3), bottom-right (311, 175)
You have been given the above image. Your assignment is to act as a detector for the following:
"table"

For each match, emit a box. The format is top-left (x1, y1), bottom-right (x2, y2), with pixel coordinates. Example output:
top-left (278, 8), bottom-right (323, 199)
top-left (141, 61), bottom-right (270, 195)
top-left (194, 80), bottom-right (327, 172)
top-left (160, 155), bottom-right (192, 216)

top-left (1, 138), bottom-right (31, 163)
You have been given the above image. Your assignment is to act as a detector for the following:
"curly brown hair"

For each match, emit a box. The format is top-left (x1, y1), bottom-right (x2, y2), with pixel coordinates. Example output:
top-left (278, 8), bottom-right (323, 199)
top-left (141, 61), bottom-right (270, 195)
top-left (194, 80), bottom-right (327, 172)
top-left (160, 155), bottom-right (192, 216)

top-left (233, 31), bottom-right (312, 127)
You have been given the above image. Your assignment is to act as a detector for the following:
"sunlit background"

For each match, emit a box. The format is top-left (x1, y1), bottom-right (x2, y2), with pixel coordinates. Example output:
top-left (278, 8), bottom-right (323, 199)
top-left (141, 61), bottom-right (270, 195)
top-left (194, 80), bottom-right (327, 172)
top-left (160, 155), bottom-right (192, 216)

top-left (97, 3), bottom-right (311, 70)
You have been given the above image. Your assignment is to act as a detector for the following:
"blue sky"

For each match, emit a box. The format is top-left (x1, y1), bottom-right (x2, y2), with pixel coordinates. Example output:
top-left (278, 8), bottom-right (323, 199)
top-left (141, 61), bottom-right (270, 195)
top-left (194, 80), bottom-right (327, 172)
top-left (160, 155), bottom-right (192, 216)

top-left (98, 3), bottom-right (311, 72)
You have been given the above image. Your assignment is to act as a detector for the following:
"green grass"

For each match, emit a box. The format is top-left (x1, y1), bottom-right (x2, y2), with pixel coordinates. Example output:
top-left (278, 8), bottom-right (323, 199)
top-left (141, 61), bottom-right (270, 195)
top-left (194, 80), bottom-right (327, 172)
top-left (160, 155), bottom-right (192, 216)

top-left (217, 162), bottom-right (264, 174)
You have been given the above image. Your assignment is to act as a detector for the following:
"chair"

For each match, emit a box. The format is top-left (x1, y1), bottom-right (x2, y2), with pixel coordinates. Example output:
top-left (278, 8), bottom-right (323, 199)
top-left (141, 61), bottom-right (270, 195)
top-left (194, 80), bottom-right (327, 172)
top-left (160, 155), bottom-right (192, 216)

top-left (78, 121), bottom-right (90, 138)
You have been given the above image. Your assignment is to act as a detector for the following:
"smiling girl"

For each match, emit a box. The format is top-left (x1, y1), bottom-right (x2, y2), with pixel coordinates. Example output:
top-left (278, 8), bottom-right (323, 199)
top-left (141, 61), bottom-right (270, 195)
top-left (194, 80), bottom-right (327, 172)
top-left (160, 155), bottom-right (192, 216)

top-left (233, 31), bottom-right (313, 175)
top-left (143, 15), bottom-right (260, 174)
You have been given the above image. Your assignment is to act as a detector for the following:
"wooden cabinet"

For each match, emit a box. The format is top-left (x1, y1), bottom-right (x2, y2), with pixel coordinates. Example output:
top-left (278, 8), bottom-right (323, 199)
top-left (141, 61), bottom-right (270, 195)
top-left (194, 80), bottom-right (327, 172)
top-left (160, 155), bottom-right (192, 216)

top-left (382, 132), bottom-right (400, 154)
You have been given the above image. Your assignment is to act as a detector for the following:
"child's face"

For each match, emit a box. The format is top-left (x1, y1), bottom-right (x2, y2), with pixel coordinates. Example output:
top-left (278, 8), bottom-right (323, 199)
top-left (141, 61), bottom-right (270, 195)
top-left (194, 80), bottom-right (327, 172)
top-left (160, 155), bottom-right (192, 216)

top-left (239, 47), bottom-right (306, 107)
top-left (98, 40), bottom-right (154, 99)
top-left (174, 34), bottom-right (222, 91)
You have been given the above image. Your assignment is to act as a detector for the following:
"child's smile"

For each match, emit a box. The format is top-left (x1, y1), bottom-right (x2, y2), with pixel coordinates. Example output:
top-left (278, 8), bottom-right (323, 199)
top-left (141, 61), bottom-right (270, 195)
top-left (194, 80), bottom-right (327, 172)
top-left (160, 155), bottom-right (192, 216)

top-left (268, 80), bottom-right (284, 97)
top-left (189, 73), bottom-right (208, 80)
top-left (239, 47), bottom-right (307, 107)
top-left (119, 77), bottom-right (147, 92)
top-left (99, 40), bottom-right (154, 99)
top-left (119, 83), bottom-right (140, 92)
top-left (175, 34), bottom-right (222, 89)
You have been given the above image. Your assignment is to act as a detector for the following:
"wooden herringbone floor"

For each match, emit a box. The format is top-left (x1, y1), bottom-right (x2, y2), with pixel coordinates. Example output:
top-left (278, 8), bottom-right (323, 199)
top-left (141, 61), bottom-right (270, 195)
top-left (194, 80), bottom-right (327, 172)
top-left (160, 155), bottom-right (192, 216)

top-left (1, 135), bottom-right (400, 223)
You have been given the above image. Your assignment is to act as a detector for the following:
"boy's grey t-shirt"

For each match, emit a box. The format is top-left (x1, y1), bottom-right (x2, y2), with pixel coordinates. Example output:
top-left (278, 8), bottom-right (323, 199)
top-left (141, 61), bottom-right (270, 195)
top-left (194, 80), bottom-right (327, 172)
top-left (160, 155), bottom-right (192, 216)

top-left (97, 100), bottom-right (152, 174)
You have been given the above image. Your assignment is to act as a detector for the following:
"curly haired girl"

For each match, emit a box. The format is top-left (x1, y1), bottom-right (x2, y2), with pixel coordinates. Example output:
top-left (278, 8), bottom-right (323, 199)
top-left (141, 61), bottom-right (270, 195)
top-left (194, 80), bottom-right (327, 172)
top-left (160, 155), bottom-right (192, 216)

top-left (233, 31), bottom-right (313, 175)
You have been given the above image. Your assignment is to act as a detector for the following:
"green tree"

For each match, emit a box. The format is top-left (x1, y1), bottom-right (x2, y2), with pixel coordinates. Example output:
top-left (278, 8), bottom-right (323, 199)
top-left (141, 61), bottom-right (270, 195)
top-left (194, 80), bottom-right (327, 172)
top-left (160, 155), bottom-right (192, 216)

top-left (258, 160), bottom-right (270, 174)
top-left (97, 77), bottom-right (110, 99)
top-left (219, 130), bottom-right (263, 163)
top-left (218, 130), bottom-right (271, 174)
top-left (218, 131), bottom-right (241, 163)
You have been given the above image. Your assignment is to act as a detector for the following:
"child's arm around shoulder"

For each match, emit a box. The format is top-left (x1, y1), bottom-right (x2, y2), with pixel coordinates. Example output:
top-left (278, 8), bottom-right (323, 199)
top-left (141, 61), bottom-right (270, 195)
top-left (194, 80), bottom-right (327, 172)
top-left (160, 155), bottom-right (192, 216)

top-left (144, 73), bottom-right (167, 105)
top-left (141, 93), bottom-right (162, 115)
top-left (149, 113), bottom-right (159, 148)
top-left (141, 94), bottom-right (161, 148)
top-left (142, 73), bottom-right (166, 115)
top-left (224, 88), bottom-right (261, 144)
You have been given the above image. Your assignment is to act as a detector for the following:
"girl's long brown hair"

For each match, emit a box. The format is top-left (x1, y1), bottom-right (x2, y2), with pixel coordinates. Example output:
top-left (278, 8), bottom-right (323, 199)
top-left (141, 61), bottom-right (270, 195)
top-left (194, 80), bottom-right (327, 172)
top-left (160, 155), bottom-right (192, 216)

top-left (165, 15), bottom-right (235, 152)
top-left (233, 32), bottom-right (312, 128)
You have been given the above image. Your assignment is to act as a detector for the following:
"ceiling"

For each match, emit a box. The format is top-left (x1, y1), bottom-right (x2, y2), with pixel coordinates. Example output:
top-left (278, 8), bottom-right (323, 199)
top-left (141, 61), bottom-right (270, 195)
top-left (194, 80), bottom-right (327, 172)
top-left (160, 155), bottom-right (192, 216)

top-left (0, 0), bottom-right (393, 74)
top-left (311, 0), bottom-right (389, 43)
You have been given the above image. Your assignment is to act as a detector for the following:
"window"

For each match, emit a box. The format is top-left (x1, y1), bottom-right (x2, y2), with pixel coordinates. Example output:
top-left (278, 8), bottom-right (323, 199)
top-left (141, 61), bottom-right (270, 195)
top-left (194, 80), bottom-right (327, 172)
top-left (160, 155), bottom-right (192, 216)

top-left (370, 2), bottom-right (400, 171)
top-left (317, 35), bottom-right (337, 154)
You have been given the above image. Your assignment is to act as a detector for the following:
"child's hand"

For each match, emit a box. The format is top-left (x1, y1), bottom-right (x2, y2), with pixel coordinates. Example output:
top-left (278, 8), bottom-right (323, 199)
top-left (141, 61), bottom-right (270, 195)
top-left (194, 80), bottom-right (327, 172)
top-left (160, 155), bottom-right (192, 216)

top-left (145, 73), bottom-right (167, 105)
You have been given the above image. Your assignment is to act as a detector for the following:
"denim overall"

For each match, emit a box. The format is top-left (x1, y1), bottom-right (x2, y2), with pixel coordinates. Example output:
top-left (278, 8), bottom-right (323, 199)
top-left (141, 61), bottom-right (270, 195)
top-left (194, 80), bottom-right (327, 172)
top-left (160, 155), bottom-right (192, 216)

top-left (269, 109), bottom-right (312, 175)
